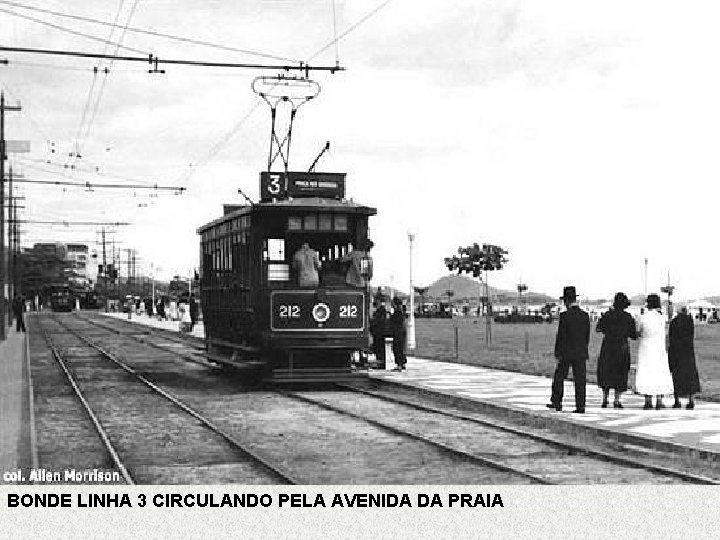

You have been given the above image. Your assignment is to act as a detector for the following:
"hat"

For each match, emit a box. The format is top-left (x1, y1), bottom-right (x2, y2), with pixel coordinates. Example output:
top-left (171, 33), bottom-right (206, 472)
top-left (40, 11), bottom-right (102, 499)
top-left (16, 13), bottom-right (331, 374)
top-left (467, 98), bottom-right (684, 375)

top-left (560, 286), bottom-right (577, 301)
top-left (646, 293), bottom-right (661, 310)
top-left (613, 292), bottom-right (630, 310)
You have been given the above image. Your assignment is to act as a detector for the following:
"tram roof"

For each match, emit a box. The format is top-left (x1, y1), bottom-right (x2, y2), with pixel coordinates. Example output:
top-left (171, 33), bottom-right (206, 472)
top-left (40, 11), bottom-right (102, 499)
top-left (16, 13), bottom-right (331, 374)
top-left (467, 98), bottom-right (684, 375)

top-left (197, 197), bottom-right (377, 234)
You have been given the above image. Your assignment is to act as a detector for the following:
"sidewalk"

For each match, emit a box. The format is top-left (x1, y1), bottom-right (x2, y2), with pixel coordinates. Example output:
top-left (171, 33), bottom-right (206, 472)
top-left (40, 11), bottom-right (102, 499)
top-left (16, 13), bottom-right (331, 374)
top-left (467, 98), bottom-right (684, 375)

top-left (371, 357), bottom-right (720, 456)
top-left (100, 311), bottom-right (205, 339)
top-left (0, 325), bottom-right (30, 481)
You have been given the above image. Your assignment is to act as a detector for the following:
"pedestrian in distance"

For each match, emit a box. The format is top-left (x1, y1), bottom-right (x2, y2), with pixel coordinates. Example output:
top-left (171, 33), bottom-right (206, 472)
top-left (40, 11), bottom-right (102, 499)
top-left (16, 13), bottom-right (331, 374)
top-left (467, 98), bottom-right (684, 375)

top-left (292, 241), bottom-right (321, 287)
top-left (370, 302), bottom-right (387, 369)
top-left (668, 307), bottom-right (701, 409)
top-left (596, 292), bottom-right (638, 409)
top-left (178, 300), bottom-right (192, 333)
top-left (12, 295), bottom-right (26, 333)
top-left (390, 297), bottom-right (407, 371)
top-left (189, 294), bottom-right (199, 332)
top-left (547, 286), bottom-right (589, 413)
top-left (635, 294), bottom-right (674, 409)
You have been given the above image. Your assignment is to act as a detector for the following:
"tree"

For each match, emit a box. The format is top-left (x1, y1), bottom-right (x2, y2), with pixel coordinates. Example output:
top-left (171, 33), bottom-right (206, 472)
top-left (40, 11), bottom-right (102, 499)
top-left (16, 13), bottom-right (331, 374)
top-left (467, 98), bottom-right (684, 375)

top-left (444, 243), bottom-right (508, 343)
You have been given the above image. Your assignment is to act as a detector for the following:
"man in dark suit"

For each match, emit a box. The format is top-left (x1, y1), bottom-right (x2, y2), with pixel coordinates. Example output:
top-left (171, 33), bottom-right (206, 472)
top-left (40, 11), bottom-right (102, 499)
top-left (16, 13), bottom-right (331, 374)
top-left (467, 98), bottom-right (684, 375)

top-left (547, 286), bottom-right (589, 413)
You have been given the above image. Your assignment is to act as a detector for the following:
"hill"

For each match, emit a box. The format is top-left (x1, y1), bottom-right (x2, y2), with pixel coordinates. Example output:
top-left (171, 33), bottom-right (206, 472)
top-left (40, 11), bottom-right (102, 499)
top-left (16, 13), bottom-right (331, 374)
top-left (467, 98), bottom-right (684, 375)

top-left (418, 274), bottom-right (554, 304)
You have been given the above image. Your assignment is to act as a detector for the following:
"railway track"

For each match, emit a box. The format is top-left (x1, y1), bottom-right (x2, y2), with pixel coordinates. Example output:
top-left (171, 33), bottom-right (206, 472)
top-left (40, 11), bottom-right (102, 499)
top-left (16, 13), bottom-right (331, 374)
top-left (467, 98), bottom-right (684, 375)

top-left (27, 313), bottom-right (537, 484)
top-left (29, 312), bottom-right (720, 484)
top-left (33, 315), bottom-right (296, 484)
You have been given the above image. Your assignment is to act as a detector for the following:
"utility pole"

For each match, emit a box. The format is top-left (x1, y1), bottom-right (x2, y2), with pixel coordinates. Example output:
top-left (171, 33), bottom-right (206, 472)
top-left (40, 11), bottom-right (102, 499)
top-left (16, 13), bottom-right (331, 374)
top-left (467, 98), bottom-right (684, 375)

top-left (101, 227), bottom-right (107, 311)
top-left (7, 166), bottom-right (13, 321)
top-left (0, 91), bottom-right (21, 340)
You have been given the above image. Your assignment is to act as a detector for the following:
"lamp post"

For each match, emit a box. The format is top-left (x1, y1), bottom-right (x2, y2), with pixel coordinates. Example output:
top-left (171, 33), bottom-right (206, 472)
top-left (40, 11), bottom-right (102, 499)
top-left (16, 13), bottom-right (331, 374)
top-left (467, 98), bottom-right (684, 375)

top-left (407, 232), bottom-right (416, 350)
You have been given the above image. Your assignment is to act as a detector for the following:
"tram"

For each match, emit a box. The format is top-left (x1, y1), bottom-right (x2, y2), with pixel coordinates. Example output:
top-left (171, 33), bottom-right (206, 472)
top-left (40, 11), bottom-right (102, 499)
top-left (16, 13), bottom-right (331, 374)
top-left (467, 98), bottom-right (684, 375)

top-left (79, 290), bottom-right (101, 310)
top-left (48, 285), bottom-right (74, 312)
top-left (198, 172), bottom-right (376, 382)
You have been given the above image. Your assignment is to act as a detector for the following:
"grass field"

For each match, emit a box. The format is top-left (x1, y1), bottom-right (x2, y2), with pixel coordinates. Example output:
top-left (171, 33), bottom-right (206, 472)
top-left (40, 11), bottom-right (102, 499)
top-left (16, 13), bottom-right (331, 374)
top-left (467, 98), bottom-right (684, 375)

top-left (414, 317), bottom-right (720, 401)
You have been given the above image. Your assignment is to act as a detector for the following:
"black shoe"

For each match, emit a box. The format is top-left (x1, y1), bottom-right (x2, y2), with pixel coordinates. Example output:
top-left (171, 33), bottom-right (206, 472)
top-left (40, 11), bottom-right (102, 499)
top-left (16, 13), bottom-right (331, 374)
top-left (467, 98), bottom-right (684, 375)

top-left (572, 409), bottom-right (585, 414)
top-left (672, 402), bottom-right (682, 409)
top-left (601, 401), bottom-right (608, 408)
top-left (643, 403), bottom-right (653, 410)
top-left (686, 402), bottom-right (695, 410)
top-left (613, 402), bottom-right (623, 409)
top-left (546, 403), bottom-right (562, 411)
top-left (656, 402), bottom-right (665, 410)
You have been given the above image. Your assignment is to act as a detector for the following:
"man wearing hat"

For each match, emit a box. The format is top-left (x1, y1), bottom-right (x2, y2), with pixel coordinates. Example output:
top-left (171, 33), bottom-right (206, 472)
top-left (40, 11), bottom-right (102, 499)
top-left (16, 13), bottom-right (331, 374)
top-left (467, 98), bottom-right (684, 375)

top-left (547, 286), bottom-right (590, 413)
top-left (389, 296), bottom-right (407, 371)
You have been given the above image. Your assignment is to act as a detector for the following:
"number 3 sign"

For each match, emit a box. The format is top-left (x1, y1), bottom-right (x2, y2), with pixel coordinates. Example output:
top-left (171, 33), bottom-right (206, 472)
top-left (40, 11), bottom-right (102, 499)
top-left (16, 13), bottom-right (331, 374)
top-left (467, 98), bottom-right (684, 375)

top-left (260, 172), bottom-right (287, 200)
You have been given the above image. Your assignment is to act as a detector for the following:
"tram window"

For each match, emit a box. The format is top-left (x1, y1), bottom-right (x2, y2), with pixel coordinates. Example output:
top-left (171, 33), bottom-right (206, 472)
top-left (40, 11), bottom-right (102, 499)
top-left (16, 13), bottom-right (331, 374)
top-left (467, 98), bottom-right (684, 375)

top-left (288, 216), bottom-right (302, 231)
top-left (334, 214), bottom-right (347, 231)
top-left (304, 214), bottom-right (317, 231)
top-left (265, 238), bottom-right (285, 261)
top-left (319, 213), bottom-right (332, 231)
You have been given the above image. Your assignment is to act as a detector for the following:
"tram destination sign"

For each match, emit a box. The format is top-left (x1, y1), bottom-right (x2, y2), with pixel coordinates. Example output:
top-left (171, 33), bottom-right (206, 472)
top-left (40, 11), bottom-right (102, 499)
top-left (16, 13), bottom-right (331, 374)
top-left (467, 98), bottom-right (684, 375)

top-left (260, 171), bottom-right (346, 201)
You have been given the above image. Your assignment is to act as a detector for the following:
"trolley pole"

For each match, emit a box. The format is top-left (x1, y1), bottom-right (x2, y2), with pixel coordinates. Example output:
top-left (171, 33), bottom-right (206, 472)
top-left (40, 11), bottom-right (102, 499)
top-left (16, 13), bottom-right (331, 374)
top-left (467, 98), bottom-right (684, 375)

top-left (1, 92), bottom-right (22, 340)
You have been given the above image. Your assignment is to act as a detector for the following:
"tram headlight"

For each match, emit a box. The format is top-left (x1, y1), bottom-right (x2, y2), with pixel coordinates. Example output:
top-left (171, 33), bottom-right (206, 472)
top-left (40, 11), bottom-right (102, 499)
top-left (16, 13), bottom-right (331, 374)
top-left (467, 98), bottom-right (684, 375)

top-left (312, 303), bottom-right (331, 323)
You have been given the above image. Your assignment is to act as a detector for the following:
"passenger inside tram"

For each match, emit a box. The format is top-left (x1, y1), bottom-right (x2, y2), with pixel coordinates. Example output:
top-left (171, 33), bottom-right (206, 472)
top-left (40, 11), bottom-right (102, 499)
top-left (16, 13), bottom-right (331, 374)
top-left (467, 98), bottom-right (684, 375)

top-left (282, 236), bottom-right (373, 288)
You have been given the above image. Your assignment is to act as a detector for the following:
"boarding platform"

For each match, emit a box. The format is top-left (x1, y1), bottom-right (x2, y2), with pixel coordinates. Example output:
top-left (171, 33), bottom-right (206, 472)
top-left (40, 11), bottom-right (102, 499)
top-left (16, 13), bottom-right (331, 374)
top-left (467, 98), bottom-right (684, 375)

top-left (370, 358), bottom-right (720, 460)
top-left (0, 326), bottom-right (32, 481)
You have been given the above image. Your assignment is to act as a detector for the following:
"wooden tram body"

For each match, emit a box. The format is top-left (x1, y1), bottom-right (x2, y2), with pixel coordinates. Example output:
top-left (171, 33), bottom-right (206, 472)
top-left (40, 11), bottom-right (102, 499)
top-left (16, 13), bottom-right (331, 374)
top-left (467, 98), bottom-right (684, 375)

top-left (47, 285), bottom-right (73, 312)
top-left (197, 172), bottom-right (376, 382)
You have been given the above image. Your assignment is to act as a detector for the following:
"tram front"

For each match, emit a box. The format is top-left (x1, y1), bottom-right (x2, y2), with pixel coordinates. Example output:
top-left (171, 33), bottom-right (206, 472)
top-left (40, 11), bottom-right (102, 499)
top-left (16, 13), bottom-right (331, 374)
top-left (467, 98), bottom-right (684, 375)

top-left (257, 171), bottom-right (376, 381)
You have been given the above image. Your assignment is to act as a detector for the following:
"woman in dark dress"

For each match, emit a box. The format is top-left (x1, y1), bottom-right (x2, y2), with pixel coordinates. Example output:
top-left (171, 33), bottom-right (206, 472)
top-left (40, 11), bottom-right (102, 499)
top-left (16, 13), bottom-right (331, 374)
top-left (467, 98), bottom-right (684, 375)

top-left (596, 292), bottom-right (638, 408)
top-left (669, 307), bottom-right (701, 409)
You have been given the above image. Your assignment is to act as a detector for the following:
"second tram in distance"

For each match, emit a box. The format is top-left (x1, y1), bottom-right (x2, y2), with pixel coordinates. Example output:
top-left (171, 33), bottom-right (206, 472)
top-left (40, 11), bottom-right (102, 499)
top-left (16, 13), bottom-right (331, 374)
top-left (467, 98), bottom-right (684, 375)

top-left (197, 171), bottom-right (376, 382)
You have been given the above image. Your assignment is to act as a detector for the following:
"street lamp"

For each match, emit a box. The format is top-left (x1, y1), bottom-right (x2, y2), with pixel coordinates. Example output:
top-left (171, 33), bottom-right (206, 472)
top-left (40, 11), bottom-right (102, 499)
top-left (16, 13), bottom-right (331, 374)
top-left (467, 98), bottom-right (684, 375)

top-left (407, 232), bottom-right (416, 350)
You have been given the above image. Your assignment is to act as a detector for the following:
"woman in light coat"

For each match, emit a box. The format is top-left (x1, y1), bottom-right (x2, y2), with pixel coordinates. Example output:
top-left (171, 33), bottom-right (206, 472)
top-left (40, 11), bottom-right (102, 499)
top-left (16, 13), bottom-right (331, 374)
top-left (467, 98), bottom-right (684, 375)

top-left (635, 294), bottom-right (674, 409)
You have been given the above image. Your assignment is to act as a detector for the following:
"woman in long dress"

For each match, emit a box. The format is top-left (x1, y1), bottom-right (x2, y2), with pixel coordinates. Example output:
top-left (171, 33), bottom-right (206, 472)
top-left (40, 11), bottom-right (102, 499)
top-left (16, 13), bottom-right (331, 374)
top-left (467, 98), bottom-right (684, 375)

top-left (635, 294), bottom-right (674, 409)
top-left (668, 307), bottom-right (701, 409)
top-left (596, 292), bottom-right (637, 408)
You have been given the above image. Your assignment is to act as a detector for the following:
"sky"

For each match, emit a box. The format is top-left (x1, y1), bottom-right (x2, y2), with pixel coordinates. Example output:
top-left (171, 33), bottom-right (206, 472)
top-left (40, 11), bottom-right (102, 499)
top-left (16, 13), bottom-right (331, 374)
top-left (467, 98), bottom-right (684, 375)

top-left (2, 0), bottom-right (720, 300)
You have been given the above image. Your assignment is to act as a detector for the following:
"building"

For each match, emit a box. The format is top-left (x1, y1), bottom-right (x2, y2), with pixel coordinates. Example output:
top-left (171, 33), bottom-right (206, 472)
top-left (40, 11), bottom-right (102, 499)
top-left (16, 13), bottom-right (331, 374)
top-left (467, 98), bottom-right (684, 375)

top-left (32, 243), bottom-right (90, 288)
top-left (65, 243), bottom-right (90, 288)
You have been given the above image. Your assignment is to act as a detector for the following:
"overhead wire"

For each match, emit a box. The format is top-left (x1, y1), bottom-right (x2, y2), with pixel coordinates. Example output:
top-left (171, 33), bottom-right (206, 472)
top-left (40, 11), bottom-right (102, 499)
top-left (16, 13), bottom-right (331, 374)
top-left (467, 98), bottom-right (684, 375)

top-left (16, 156), bottom-right (157, 185)
top-left (176, 99), bottom-right (264, 185)
top-left (0, 45), bottom-right (340, 71)
top-left (16, 164), bottom-right (165, 191)
top-left (74, 0), bottom-right (141, 165)
top-left (68, 0), bottom-right (127, 168)
top-left (0, 5), bottom-right (148, 55)
top-left (0, 0), bottom-right (297, 63)
top-left (306, 0), bottom-right (393, 62)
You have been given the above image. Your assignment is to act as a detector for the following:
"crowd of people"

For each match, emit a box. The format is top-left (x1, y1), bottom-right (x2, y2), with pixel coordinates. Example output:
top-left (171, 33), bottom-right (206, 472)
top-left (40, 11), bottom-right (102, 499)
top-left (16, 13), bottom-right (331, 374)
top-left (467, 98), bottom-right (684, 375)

top-left (548, 286), bottom-right (701, 413)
